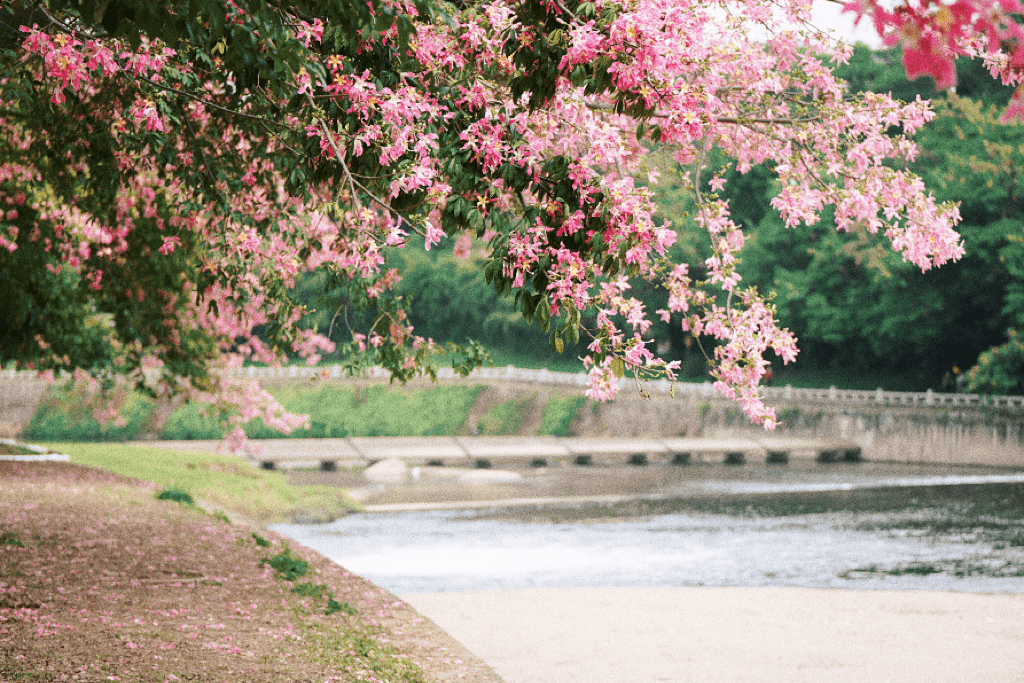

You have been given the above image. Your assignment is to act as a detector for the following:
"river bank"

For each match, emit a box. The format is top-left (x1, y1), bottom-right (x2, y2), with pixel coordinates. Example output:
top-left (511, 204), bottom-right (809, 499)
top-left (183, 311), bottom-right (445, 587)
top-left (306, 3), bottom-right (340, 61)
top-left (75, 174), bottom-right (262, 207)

top-left (0, 458), bottom-right (504, 683)
top-left (6, 441), bottom-right (1024, 682)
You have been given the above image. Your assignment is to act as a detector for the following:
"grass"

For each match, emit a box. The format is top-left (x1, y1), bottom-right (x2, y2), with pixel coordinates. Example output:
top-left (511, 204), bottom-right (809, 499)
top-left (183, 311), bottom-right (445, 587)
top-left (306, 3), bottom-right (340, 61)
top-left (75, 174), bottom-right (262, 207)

top-left (538, 395), bottom-right (588, 437)
top-left (0, 531), bottom-right (24, 547)
top-left (22, 356), bottom-right (939, 445)
top-left (769, 366), bottom-right (931, 392)
top-left (292, 582), bottom-right (359, 616)
top-left (486, 347), bottom-right (587, 373)
top-left (43, 441), bottom-right (361, 523)
top-left (162, 384), bottom-right (486, 440)
top-left (477, 394), bottom-right (534, 435)
top-left (0, 443), bottom-right (37, 456)
top-left (24, 382), bottom-right (487, 442)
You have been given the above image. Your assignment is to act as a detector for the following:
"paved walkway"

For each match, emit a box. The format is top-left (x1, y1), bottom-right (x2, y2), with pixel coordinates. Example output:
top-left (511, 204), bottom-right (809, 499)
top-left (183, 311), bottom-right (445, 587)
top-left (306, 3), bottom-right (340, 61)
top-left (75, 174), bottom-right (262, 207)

top-left (402, 587), bottom-right (1024, 683)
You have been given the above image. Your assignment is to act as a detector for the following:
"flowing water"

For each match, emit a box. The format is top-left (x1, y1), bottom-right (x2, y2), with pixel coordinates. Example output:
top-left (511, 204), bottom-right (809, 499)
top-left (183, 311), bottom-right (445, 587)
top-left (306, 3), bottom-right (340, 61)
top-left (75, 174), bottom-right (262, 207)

top-left (274, 461), bottom-right (1024, 594)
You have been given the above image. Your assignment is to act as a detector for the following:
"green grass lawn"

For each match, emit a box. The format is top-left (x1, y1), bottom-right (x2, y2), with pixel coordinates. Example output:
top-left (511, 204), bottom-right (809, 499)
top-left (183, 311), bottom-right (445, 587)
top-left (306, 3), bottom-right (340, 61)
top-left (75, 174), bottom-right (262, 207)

top-left (46, 441), bottom-right (360, 523)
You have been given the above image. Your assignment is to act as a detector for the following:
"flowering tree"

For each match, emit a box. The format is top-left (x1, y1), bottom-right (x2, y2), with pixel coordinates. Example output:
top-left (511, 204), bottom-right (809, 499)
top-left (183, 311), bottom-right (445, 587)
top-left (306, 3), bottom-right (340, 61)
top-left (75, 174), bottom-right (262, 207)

top-left (844, 0), bottom-right (1024, 120)
top-left (0, 0), bottom-right (986, 440)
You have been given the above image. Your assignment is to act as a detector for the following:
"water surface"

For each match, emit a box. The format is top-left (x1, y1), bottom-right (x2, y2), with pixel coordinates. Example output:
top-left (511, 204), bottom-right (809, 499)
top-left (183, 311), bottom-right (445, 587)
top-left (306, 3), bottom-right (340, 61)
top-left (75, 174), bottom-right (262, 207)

top-left (274, 462), bottom-right (1024, 594)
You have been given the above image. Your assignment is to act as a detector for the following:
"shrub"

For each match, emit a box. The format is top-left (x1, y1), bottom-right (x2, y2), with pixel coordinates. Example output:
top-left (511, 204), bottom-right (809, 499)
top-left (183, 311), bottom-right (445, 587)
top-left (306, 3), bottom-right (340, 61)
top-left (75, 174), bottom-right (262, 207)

top-left (156, 488), bottom-right (195, 505)
top-left (25, 383), bottom-right (154, 441)
top-left (160, 403), bottom-right (223, 440)
top-left (263, 547), bottom-right (310, 581)
top-left (968, 329), bottom-right (1024, 395)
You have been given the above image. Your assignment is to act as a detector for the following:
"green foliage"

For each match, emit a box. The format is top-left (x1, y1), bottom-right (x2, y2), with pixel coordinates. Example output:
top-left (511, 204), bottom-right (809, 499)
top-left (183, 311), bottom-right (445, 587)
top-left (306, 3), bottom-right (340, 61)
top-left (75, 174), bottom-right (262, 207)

top-left (159, 383), bottom-right (485, 439)
top-left (477, 395), bottom-right (533, 435)
top-left (291, 582), bottom-right (358, 616)
top-left (0, 531), bottom-right (24, 547)
top-left (0, 238), bottom-right (114, 378)
top-left (351, 385), bottom-right (483, 436)
top-left (291, 582), bottom-right (329, 600)
top-left (836, 44), bottom-right (1014, 107)
top-left (24, 383), bottom-right (154, 442)
top-left (485, 346), bottom-right (586, 374)
top-left (156, 487), bottom-right (195, 505)
top-left (159, 403), bottom-right (223, 440)
top-left (968, 330), bottom-right (1024, 395)
top-left (50, 442), bottom-right (360, 523)
top-left (300, 248), bottom-right (594, 366)
top-left (537, 395), bottom-right (586, 436)
top-left (325, 597), bottom-right (357, 616)
top-left (251, 533), bottom-right (272, 547)
top-left (396, 253), bottom-right (503, 345)
top-left (263, 547), bottom-right (311, 581)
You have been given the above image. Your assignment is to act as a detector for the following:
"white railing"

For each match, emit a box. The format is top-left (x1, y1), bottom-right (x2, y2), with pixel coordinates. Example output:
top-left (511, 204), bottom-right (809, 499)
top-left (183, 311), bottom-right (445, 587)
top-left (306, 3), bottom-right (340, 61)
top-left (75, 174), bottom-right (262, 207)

top-left (5, 364), bottom-right (1024, 411)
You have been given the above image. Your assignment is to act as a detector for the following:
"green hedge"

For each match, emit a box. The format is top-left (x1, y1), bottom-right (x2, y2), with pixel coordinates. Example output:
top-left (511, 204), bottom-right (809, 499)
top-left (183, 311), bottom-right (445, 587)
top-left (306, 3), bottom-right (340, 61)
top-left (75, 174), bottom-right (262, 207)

top-left (24, 383), bottom-right (154, 442)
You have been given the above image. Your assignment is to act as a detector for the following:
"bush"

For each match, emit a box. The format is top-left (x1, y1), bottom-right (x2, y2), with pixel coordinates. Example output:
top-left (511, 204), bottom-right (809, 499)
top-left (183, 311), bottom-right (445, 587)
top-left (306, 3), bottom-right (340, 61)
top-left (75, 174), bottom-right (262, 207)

top-left (24, 383), bottom-right (154, 441)
top-left (160, 402), bottom-right (223, 440)
top-left (262, 547), bottom-right (310, 581)
top-left (969, 329), bottom-right (1024, 395)
top-left (538, 395), bottom-right (587, 436)
top-left (156, 487), bottom-right (195, 505)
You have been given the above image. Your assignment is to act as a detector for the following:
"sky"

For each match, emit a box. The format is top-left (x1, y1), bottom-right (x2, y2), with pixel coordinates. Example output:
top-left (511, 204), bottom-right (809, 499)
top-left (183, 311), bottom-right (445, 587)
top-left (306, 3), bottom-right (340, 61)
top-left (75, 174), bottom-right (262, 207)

top-left (810, 0), bottom-right (885, 47)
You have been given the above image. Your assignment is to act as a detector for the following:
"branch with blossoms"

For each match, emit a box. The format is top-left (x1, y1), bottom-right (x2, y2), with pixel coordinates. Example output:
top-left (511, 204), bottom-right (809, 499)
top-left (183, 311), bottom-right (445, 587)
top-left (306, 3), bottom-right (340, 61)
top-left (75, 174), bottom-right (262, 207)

top-left (841, 0), bottom-right (1024, 121)
top-left (0, 0), bottom-right (991, 442)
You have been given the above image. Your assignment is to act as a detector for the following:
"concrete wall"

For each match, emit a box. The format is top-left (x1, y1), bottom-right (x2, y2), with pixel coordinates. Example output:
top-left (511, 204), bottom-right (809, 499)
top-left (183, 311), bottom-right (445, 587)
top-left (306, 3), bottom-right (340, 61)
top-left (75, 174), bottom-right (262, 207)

top-left (0, 376), bottom-right (47, 438)
top-left (567, 389), bottom-right (1023, 467)
top-left (3, 366), bottom-right (1022, 468)
top-left (695, 400), bottom-right (1023, 468)
top-left (762, 405), bottom-right (1024, 468)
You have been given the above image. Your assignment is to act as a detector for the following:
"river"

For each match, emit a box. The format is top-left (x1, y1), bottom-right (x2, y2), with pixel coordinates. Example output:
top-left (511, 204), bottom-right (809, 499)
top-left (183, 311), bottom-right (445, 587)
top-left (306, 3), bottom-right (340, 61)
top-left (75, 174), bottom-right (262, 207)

top-left (273, 461), bottom-right (1024, 594)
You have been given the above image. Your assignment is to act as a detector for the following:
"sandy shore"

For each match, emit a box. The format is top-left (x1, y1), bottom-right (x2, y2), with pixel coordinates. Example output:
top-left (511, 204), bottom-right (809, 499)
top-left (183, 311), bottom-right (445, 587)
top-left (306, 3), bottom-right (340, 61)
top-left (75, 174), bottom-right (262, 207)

top-left (402, 587), bottom-right (1024, 683)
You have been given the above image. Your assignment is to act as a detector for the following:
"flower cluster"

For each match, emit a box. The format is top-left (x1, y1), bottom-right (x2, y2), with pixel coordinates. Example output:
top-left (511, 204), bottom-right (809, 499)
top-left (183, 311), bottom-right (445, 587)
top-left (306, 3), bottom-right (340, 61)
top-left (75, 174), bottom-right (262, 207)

top-left (0, 0), bottom-right (992, 434)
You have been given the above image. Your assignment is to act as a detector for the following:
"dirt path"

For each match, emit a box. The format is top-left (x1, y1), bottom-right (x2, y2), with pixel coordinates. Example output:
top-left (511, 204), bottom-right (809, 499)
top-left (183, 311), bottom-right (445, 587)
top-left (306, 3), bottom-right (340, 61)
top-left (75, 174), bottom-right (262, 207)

top-left (0, 460), bottom-right (504, 683)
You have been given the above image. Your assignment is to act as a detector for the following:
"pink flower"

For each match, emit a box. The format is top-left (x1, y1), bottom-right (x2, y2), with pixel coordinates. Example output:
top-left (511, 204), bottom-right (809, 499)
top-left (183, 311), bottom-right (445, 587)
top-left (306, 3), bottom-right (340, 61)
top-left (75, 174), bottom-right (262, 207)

top-left (159, 236), bottom-right (181, 255)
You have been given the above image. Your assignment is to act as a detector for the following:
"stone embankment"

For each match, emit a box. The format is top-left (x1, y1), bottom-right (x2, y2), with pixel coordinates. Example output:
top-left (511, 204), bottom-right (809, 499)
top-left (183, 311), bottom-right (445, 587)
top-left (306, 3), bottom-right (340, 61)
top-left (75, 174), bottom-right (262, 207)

top-left (4, 365), bottom-right (1023, 468)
